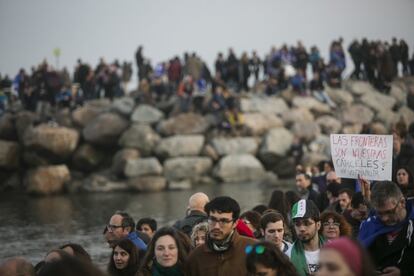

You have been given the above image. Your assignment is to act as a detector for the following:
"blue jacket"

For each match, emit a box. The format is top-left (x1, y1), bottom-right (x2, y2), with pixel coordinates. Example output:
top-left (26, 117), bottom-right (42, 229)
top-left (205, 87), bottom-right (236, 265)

top-left (128, 231), bottom-right (147, 250)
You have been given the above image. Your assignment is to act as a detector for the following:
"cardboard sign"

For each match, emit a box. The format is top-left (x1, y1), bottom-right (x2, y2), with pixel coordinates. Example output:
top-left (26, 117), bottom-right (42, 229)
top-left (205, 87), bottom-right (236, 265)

top-left (330, 134), bottom-right (393, 181)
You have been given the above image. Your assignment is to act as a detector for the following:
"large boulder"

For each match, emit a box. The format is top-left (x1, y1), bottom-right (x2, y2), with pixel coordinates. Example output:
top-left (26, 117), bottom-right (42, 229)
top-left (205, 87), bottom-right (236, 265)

top-left (131, 104), bottom-right (164, 124)
top-left (345, 80), bottom-right (377, 96)
top-left (259, 128), bottom-right (294, 169)
top-left (0, 140), bottom-right (20, 169)
top-left (111, 97), bottom-right (136, 116)
top-left (316, 115), bottom-right (342, 134)
top-left (111, 148), bottom-right (140, 176)
top-left (15, 111), bottom-right (39, 141)
top-left (213, 154), bottom-right (266, 183)
top-left (308, 135), bottom-right (331, 157)
top-left (155, 135), bottom-right (204, 158)
top-left (341, 104), bottom-right (374, 125)
top-left (55, 108), bottom-right (74, 128)
top-left (25, 165), bottom-right (70, 195)
top-left (211, 137), bottom-right (259, 156)
top-left (118, 124), bottom-right (160, 156)
top-left (23, 124), bottom-right (79, 160)
top-left (389, 84), bottom-right (407, 107)
top-left (72, 99), bottom-right (111, 127)
top-left (292, 97), bottom-right (331, 114)
top-left (81, 173), bottom-right (129, 192)
top-left (72, 144), bottom-right (105, 172)
top-left (157, 113), bottom-right (210, 136)
top-left (124, 157), bottom-right (163, 178)
top-left (83, 112), bottom-right (129, 146)
top-left (281, 107), bottom-right (314, 126)
top-left (361, 92), bottom-right (397, 113)
top-left (325, 88), bottom-right (354, 106)
top-left (0, 113), bottom-right (17, 140)
top-left (291, 122), bottom-right (321, 143)
top-left (128, 176), bottom-right (167, 192)
top-left (397, 106), bottom-right (414, 126)
top-left (376, 109), bottom-right (399, 128)
top-left (240, 97), bottom-right (288, 115)
top-left (164, 157), bottom-right (212, 181)
top-left (243, 113), bottom-right (284, 136)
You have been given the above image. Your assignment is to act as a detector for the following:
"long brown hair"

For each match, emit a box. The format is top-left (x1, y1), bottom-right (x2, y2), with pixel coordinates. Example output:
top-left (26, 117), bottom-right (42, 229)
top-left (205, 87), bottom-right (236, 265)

top-left (319, 211), bottom-right (352, 238)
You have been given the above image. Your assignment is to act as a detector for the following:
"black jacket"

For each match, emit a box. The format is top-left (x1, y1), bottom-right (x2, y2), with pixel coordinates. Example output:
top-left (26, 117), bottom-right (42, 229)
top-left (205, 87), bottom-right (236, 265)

top-left (173, 210), bottom-right (207, 236)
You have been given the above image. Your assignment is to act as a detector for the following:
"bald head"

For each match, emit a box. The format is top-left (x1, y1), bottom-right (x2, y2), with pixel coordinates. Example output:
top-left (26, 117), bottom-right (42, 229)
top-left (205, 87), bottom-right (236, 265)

top-left (0, 257), bottom-right (35, 276)
top-left (326, 171), bottom-right (340, 183)
top-left (189, 192), bottom-right (209, 212)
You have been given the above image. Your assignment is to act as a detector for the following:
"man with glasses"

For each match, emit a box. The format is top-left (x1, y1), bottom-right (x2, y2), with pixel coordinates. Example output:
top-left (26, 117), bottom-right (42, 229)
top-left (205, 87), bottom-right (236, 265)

top-left (105, 210), bottom-right (147, 250)
top-left (186, 196), bottom-right (256, 276)
top-left (287, 199), bottom-right (325, 276)
top-left (359, 181), bottom-right (414, 275)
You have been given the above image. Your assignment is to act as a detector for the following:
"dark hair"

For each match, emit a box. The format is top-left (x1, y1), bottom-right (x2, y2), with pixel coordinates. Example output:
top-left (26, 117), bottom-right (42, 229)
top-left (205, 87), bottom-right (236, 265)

top-left (240, 211), bottom-right (261, 230)
top-left (59, 243), bottom-right (91, 263)
top-left (260, 211), bottom-right (286, 231)
top-left (140, 227), bottom-right (189, 273)
top-left (252, 204), bottom-right (268, 215)
top-left (338, 188), bottom-right (354, 199)
top-left (246, 241), bottom-right (298, 276)
top-left (115, 211), bottom-right (135, 233)
top-left (296, 173), bottom-right (311, 181)
top-left (285, 191), bottom-right (300, 213)
top-left (268, 190), bottom-right (288, 221)
top-left (38, 255), bottom-right (106, 276)
top-left (137, 217), bottom-right (157, 232)
top-left (371, 181), bottom-right (403, 208)
top-left (319, 211), bottom-right (352, 238)
top-left (108, 239), bottom-right (140, 276)
top-left (44, 249), bottom-right (72, 262)
top-left (396, 166), bottom-right (414, 186)
top-left (204, 196), bottom-right (240, 221)
top-left (351, 192), bottom-right (367, 209)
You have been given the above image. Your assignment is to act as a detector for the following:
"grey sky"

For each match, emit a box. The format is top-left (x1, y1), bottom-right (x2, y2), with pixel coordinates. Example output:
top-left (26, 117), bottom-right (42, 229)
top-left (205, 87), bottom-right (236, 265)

top-left (1, 0), bottom-right (414, 78)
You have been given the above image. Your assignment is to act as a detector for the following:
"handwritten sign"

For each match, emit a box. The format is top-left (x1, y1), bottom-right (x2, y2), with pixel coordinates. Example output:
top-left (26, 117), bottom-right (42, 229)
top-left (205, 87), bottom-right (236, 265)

top-left (330, 134), bottom-right (393, 181)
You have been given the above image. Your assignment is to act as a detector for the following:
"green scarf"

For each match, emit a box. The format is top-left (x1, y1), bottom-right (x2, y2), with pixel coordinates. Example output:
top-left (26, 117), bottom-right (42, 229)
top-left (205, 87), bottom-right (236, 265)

top-left (152, 260), bottom-right (183, 276)
top-left (290, 236), bottom-right (325, 276)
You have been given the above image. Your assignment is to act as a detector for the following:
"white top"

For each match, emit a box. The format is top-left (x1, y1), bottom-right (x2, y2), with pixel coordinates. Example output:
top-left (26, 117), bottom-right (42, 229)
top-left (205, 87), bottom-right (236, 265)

top-left (304, 249), bottom-right (320, 274)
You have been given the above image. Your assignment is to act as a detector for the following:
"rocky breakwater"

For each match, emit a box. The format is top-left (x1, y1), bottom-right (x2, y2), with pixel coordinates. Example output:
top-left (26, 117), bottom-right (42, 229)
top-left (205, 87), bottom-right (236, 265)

top-left (0, 78), bottom-right (413, 195)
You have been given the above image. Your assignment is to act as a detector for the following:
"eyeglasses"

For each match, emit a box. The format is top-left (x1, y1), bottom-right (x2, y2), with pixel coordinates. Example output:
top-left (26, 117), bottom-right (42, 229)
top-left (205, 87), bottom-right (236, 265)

top-left (106, 224), bottom-right (124, 231)
top-left (207, 216), bottom-right (234, 226)
top-left (245, 244), bottom-right (266, 255)
top-left (376, 198), bottom-right (402, 218)
top-left (293, 219), bottom-right (315, 227)
top-left (323, 221), bottom-right (340, 228)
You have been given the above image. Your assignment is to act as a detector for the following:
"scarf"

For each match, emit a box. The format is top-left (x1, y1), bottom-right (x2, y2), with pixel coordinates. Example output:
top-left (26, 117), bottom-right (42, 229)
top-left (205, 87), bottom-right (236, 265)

top-left (152, 260), bottom-right (183, 276)
top-left (290, 236), bottom-right (325, 276)
top-left (358, 200), bottom-right (414, 247)
top-left (207, 230), bottom-right (235, 252)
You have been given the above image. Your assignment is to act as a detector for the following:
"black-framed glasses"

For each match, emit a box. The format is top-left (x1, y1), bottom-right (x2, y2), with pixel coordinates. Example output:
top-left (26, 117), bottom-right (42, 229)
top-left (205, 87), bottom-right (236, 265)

top-left (107, 224), bottom-right (124, 231)
top-left (293, 219), bottom-right (315, 227)
top-left (207, 216), bottom-right (234, 226)
top-left (376, 198), bottom-right (402, 218)
top-left (245, 244), bottom-right (266, 255)
top-left (323, 221), bottom-right (340, 228)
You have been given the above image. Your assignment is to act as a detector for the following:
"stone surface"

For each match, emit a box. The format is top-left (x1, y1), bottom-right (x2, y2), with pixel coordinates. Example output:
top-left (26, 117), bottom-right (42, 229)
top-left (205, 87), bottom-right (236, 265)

top-left (361, 92), bottom-right (397, 113)
top-left (83, 112), bottom-right (129, 146)
top-left (158, 113), bottom-right (210, 136)
top-left (25, 165), bottom-right (70, 195)
top-left (316, 115), bottom-right (343, 134)
top-left (240, 97), bottom-right (288, 115)
top-left (131, 104), bottom-right (164, 124)
top-left (0, 113), bottom-right (17, 140)
top-left (260, 128), bottom-right (294, 157)
top-left (15, 111), bottom-right (39, 141)
top-left (281, 107), bottom-right (314, 126)
top-left (201, 144), bottom-right (220, 161)
top-left (211, 137), bottom-right (259, 156)
top-left (124, 157), bottom-right (163, 177)
top-left (243, 113), bottom-right (284, 136)
top-left (0, 140), bottom-right (20, 169)
top-left (111, 148), bottom-right (140, 175)
top-left (111, 97), bottom-right (136, 116)
top-left (118, 124), bottom-right (160, 156)
top-left (308, 135), bottom-right (331, 157)
top-left (345, 80), bottom-right (377, 96)
top-left (164, 157), bottom-right (212, 181)
top-left (291, 122), bottom-right (321, 143)
top-left (72, 99), bottom-right (111, 127)
top-left (213, 154), bottom-right (266, 183)
top-left (325, 88), bottom-right (354, 106)
top-left (155, 135), bottom-right (204, 158)
top-left (81, 173), bottom-right (129, 192)
top-left (292, 97), bottom-right (331, 114)
top-left (389, 84), bottom-right (407, 106)
top-left (23, 124), bottom-right (79, 159)
top-left (341, 104), bottom-right (374, 125)
top-left (397, 106), bottom-right (414, 126)
top-left (128, 176), bottom-right (167, 192)
top-left (376, 109), bottom-right (399, 128)
top-left (72, 143), bottom-right (105, 171)
top-left (168, 179), bottom-right (192, 190)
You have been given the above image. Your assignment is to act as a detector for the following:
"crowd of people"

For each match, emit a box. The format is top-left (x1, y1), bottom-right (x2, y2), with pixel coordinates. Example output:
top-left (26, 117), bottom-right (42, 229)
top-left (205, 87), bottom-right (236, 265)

top-left (1, 38), bottom-right (414, 121)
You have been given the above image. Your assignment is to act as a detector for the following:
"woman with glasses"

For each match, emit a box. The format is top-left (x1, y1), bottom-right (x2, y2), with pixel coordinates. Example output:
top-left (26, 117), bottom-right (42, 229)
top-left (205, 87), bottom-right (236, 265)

top-left (316, 237), bottom-right (375, 276)
top-left (246, 241), bottom-right (298, 276)
top-left (319, 211), bottom-right (352, 240)
top-left (138, 227), bottom-right (190, 276)
top-left (108, 239), bottom-right (140, 276)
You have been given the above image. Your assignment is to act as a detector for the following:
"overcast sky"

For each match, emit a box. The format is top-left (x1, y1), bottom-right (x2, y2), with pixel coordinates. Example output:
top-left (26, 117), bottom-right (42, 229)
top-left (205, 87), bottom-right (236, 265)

top-left (1, 0), bottom-right (414, 78)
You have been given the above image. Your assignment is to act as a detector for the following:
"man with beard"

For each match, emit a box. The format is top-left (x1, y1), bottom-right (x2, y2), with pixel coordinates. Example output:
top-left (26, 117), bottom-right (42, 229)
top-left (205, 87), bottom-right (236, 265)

top-left (287, 199), bottom-right (325, 276)
top-left (186, 196), bottom-right (256, 276)
top-left (359, 181), bottom-right (414, 275)
top-left (260, 211), bottom-right (292, 254)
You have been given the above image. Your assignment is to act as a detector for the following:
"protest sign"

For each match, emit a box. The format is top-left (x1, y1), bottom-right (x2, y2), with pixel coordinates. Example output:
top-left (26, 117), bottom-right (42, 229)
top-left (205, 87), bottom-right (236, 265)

top-left (330, 134), bottom-right (393, 181)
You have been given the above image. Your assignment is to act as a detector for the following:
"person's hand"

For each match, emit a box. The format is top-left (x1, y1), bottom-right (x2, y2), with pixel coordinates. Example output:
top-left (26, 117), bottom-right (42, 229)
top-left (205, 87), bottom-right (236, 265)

top-left (381, 266), bottom-right (400, 276)
top-left (358, 174), bottom-right (371, 201)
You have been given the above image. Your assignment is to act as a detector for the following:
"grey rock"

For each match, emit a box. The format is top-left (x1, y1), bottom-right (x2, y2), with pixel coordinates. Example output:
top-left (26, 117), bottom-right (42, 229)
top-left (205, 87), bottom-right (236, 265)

top-left (281, 107), bottom-right (314, 126)
top-left (119, 124), bottom-right (160, 155)
top-left (240, 97), bottom-right (288, 114)
top-left (155, 135), bottom-right (204, 158)
top-left (164, 157), bottom-right (212, 181)
top-left (0, 140), bottom-right (20, 169)
top-left (111, 97), bottom-right (136, 116)
top-left (213, 154), bottom-right (266, 183)
top-left (243, 113), bottom-right (284, 136)
top-left (131, 104), bottom-right (164, 124)
top-left (316, 115), bottom-right (343, 134)
top-left (81, 173), bottom-right (129, 192)
top-left (341, 104), bottom-right (374, 125)
top-left (158, 113), bottom-right (210, 136)
top-left (361, 92), bottom-right (396, 113)
top-left (83, 112), bottom-right (129, 146)
top-left (111, 148), bottom-right (140, 175)
top-left (325, 88), bottom-right (354, 106)
top-left (124, 157), bottom-right (163, 177)
top-left (292, 122), bottom-right (321, 143)
top-left (25, 165), bottom-right (70, 195)
top-left (128, 176), bottom-right (167, 192)
top-left (211, 137), bottom-right (258, 156)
